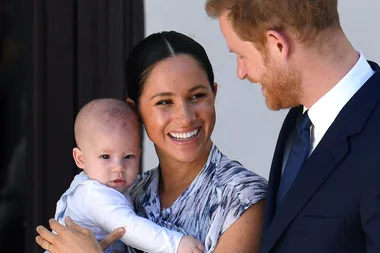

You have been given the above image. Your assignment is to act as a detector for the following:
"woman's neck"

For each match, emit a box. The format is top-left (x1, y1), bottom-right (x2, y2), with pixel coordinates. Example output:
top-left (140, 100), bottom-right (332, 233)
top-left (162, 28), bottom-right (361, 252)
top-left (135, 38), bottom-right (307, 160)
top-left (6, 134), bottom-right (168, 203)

top-left (157, 143), bottom-right (212, 193)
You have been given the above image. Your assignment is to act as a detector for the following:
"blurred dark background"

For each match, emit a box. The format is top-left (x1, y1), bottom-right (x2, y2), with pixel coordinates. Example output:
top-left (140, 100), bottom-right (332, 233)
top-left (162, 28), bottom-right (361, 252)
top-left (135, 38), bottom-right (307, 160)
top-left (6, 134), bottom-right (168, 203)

top-left (0, 0), bottom-right (144, 252)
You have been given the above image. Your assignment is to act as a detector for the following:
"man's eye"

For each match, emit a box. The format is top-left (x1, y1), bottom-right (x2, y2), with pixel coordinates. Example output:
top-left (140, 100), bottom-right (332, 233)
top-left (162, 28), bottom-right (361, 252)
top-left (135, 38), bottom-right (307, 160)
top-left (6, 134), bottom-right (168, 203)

top-left (101, 155), bottom-right (110, 159)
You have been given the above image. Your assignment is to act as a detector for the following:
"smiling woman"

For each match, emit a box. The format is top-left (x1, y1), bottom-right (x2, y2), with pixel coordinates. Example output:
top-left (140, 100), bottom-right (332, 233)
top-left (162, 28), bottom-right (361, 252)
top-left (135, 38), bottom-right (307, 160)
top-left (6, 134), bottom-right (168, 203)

top-left (138, 54), bottom-right (216, 169)
top-left (36, 31), bottom-right (268, 253)
top-left (125, 31), bottom-right (268, 253)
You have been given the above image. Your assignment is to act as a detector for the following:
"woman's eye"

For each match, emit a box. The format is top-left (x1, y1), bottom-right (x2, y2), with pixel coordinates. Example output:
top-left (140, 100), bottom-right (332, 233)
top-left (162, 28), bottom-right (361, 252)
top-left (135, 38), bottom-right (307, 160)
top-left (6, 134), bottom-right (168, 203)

top-left (101, 154), bottom-right (110, 159)
top-left (156, 100), bottom-right (172, 106)
top-left (191, 93), bottom-right (206, 100)
top-left (125, 154), bottom-right (135, 159)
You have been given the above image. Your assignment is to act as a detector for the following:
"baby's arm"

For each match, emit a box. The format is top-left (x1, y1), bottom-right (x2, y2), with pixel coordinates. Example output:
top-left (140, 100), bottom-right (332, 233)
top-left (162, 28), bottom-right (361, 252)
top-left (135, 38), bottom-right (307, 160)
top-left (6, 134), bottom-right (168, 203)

top-left (80, 181), bottom-right (203, 253)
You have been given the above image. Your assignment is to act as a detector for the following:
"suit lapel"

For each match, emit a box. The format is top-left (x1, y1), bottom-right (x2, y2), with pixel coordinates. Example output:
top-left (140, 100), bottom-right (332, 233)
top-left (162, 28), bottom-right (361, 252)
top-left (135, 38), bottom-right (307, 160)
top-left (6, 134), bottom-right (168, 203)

top-left (261, 61), bottom-right (380, 253)
top-left (263, 106), bottom-right (302, 231)
top-left (261, 123), bottom-right (349, 253)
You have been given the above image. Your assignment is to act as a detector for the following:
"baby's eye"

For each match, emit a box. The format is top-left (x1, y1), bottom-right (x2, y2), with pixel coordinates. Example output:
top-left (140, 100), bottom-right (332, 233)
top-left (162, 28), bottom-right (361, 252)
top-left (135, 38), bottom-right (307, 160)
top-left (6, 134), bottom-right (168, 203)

top-left (125, 154), bottom-right (135, 159)
top-left (101, 154), bottom-right (110, 159)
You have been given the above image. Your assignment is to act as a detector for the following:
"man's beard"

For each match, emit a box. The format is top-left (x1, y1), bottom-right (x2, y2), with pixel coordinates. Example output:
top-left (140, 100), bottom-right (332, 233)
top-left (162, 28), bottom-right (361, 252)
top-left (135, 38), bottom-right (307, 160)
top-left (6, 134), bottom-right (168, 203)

top-left (259, 57), bottom-right (302, 111)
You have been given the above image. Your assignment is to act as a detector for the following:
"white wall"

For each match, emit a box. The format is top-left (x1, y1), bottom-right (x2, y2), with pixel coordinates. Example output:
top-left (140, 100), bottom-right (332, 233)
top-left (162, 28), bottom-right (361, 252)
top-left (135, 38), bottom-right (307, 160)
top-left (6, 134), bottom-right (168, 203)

top-left (142, 0), bottom-right (380, 179)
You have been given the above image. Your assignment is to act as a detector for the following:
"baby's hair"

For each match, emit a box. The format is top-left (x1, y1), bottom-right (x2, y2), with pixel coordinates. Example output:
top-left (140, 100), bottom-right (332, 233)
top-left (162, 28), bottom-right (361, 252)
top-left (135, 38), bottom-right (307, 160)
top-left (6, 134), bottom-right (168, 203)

top-left (74, 98), bottom-right (138, 148)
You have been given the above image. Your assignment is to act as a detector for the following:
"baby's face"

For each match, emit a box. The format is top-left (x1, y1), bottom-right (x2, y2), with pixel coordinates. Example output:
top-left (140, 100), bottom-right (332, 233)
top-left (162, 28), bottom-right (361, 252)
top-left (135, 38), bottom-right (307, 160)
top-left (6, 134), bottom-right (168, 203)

top-left (81, 126), bottom-right (141, 193)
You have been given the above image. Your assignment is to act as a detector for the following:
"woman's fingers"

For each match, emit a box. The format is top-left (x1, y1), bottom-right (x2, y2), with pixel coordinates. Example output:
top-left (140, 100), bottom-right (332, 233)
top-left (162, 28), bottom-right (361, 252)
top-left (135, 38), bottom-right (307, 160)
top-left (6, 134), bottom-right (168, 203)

top-left (47, 218), bottom-right (68, 235)
top-left (64, 216), bottom-right (91, 235)
top-left (36, 225), bottom-right (57, 244)
top-left (36, 217), bottom-right (124, 252)
top-left (99, 227), bottom-right (125, 250)
top-left (35, 235), bottom-right (57, 252)
top-left (35, 235), bottom-right (49, 250)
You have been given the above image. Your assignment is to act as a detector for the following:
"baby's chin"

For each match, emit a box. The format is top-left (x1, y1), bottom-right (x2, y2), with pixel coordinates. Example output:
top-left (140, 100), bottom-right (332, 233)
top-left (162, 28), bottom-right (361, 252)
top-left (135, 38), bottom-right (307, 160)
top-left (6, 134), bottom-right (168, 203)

top-left (105, 182), bottom-right (129, 193)
top-left (110, 186), bottom-right (128, 193)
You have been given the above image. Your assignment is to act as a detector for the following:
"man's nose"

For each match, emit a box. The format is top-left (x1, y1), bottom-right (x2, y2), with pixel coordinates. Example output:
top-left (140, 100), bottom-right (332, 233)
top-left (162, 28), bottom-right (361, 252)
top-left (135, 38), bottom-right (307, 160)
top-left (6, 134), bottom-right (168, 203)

top-left (237, 58), bottom-right (247, 80)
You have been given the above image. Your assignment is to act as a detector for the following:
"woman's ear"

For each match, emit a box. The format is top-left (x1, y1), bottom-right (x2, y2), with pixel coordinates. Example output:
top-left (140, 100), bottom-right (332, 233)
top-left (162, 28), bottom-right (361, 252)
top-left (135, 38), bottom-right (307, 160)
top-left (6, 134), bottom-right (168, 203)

top-left (126, 97), bottom-right (136, 107)
top-left (213, 82), bottom-right (218, 98)
top-left (73, 147), bottom-right (85, 169)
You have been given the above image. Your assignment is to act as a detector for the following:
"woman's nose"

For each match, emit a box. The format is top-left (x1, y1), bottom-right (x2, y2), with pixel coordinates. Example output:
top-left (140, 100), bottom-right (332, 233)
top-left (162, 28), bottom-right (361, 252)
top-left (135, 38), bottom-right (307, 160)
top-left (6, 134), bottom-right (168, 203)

top-left (175, 102), bottom-right (195, 125)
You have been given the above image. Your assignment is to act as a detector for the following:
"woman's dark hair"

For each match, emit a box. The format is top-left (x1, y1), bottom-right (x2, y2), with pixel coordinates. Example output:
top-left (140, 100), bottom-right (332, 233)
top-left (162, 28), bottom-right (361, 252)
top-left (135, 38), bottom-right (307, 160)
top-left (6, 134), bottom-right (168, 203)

top-left (125, 31), bottom-right (214, 106)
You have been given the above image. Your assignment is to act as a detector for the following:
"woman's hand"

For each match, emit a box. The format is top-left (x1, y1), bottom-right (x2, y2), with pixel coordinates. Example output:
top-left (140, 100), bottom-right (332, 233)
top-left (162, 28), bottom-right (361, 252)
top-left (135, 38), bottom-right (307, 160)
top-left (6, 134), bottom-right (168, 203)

top-left (35, 216), bottom-right (125, 253)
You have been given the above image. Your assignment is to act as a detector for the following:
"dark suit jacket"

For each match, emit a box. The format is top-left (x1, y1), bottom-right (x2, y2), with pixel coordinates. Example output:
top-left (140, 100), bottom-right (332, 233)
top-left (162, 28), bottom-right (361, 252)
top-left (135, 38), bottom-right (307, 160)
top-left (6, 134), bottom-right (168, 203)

top-left (260, 61), bottom-right (380, 253)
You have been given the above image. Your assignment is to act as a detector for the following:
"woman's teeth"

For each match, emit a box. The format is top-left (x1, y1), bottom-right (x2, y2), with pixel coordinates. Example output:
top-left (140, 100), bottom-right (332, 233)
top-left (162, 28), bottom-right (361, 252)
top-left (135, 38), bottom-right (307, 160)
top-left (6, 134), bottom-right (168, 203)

top-left (169, 128), bottom-right (199, 140)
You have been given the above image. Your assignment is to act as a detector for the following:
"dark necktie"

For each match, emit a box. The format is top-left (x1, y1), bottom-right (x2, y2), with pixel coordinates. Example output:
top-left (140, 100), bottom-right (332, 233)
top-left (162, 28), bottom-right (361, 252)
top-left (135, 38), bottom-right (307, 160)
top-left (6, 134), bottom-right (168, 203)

top-left (277, 111), bottom-right (312, 206)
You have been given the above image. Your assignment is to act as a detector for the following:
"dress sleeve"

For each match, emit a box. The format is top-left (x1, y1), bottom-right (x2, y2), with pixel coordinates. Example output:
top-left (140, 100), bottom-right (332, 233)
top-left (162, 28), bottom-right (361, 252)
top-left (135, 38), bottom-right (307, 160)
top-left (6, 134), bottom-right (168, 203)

top-left (218, 181), bottom-right (266, 234)
top-left (79, 181), bottom-right (184, 253)
top-left (205, 170), bottom-right (267, 251)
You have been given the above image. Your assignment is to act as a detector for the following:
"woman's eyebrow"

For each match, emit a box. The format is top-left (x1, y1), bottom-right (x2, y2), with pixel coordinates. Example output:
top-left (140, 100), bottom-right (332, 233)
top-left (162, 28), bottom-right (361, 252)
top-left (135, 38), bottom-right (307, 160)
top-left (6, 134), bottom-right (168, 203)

top-left (150, 92), bottom-right (173, 100)
top-left (189, 84), bottom-right (209, 92)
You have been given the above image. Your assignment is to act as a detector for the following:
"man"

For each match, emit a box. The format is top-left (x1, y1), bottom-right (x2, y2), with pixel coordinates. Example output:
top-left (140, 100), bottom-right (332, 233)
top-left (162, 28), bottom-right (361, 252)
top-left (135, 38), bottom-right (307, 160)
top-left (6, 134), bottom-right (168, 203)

top-left (206, 0), bottom-right (380, 252)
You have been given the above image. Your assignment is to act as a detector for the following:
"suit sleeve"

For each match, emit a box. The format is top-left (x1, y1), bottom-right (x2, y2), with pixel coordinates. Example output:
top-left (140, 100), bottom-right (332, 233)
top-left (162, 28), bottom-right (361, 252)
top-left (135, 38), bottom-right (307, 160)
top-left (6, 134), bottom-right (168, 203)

top-left (360, 167), bottom-right (380, 252)
top-left (81, 181), bottom-right (183, 253)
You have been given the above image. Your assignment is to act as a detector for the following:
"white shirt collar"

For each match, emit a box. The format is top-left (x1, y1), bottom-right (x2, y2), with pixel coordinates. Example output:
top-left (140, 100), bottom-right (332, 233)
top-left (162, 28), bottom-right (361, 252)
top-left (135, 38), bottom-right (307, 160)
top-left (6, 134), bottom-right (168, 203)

top-left (305, 51), bottom-right (375, 140)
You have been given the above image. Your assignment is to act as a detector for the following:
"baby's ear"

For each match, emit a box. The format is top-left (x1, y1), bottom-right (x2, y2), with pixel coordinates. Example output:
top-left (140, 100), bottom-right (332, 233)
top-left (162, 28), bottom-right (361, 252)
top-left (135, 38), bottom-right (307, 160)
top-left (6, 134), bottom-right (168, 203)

top-left (72, 147), bottom-right (85, 169)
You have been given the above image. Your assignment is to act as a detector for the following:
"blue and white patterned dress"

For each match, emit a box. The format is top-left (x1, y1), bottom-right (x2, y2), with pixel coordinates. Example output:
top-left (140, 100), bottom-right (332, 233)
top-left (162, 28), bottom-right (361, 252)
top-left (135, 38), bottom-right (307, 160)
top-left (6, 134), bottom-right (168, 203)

top-left (127, 144), bottom-right (267, 252)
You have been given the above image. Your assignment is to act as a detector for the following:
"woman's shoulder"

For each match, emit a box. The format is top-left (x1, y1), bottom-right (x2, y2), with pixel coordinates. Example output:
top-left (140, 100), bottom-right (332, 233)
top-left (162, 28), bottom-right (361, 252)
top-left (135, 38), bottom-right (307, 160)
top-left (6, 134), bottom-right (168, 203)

top-left (213, 147), bottom-right (268, 193)
top-left (205, 147), bottom-right (267, 234)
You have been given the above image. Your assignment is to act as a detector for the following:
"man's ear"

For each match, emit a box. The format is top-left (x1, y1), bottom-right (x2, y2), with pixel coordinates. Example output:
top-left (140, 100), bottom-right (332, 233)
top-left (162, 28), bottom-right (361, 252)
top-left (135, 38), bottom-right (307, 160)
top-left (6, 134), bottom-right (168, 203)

top-left (266, 29), bottom-right (290, 61)
top-left (73, 147), bottom-right (85, 169)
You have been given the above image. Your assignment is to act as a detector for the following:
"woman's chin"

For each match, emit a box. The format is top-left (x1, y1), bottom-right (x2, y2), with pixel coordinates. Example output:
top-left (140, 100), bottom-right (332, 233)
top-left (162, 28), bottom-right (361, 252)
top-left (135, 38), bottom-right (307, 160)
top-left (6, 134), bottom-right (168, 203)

top-left (171, 146), bottom-right (211, 164)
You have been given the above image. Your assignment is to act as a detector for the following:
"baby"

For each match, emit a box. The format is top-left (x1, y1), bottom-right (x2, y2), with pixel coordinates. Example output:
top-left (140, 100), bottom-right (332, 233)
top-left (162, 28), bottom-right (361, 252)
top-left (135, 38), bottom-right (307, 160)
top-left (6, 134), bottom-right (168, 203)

top-left (48, 98), bottom-right (204, 253)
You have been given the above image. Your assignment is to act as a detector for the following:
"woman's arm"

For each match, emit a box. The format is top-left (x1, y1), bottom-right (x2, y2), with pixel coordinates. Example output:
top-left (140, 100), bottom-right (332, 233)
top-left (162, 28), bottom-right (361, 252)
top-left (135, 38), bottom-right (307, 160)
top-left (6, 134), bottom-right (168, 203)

top-left (213, 200), bottom-right (265, 253)
top-left (35, 216), bottom-right (125, 253)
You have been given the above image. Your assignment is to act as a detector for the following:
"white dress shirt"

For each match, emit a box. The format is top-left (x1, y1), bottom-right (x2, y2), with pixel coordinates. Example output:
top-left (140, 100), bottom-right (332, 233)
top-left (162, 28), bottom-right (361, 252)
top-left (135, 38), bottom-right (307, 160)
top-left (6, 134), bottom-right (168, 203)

top-left (51, 172), bottom-right (183, 253)
top-left (282, 51), bottom-right (375, 172)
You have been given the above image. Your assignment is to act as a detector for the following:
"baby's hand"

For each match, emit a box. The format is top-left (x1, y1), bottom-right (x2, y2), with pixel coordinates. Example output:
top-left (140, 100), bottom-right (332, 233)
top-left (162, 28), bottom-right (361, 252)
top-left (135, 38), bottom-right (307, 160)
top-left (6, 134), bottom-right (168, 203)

top-left (177, 235), bottom-right (204, 253)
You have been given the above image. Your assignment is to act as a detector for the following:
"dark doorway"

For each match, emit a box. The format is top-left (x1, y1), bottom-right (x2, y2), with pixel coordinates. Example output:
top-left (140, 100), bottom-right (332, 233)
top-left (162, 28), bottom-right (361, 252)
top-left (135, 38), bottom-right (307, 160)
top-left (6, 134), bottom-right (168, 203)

top-left (0, 1), bottom-right (144, 252)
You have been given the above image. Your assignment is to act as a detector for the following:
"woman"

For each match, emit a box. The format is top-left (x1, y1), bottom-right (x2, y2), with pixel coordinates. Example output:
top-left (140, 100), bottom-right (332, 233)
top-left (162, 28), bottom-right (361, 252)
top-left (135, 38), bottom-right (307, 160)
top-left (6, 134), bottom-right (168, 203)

top-left (36, 31), bottom-right (267, 253)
